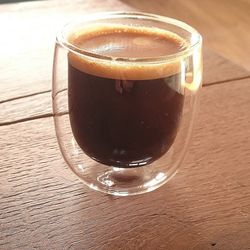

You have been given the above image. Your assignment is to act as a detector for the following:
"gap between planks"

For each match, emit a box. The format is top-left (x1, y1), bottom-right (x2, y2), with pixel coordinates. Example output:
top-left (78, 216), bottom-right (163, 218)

top-left (0, 75), bottom-right (250, 127)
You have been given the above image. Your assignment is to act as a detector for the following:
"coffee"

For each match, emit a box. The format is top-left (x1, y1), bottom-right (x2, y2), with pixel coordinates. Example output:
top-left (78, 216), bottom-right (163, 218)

top-left (68, 25), bottom-right (185, 167)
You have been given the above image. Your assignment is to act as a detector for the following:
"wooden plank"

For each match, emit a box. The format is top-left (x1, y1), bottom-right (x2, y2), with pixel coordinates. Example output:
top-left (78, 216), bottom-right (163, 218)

top-left (0, 91), bottom-right (51, 125)
top-left (203, 49), bottom-right (250, 85)
top-left (0, 78), bottom-right (249, 250)
top-left (1, 63), bottom-right (249, 126)
top-left (0, 0), bottom-right (250, 102)
top-left (0, 0), bottom-right (131, 101)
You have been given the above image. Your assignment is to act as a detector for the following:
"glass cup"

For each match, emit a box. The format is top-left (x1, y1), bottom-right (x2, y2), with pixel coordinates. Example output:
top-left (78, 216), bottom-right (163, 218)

top-left (52, 12), bottom-right (202, 196)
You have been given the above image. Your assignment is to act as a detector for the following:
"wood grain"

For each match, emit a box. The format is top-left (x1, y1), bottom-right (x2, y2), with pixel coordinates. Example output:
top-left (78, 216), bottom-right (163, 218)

top-left (1, 50), bottom-right (250, 126)
top-left (1, 0), bottom-right (250, 125)
top-left (1, 0), bottom-right (250, 103)
top-left (121, 0), bottom-right (250, 71)
top-left (0, 78), bottom-right (250, 250)
top-left (1, 1), bottom-right (250, 249)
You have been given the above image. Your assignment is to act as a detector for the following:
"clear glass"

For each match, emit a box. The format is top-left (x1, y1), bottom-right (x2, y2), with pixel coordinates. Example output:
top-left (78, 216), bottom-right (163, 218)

top-left (52, 12), bottom-right (202, 196)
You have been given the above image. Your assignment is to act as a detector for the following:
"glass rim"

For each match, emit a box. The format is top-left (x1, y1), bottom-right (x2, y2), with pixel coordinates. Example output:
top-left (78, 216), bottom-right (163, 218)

top-left (56, 11), bottom-right (202, 63)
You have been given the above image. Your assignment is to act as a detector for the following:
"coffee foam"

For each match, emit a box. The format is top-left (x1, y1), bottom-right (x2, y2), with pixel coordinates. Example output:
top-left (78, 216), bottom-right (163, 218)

top-left (67, 24), bottom-right (188, 80)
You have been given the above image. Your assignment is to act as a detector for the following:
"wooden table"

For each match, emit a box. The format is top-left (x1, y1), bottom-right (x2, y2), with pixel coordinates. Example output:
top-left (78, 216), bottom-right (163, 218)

top-left (1, 1), bottom-right (250, 249)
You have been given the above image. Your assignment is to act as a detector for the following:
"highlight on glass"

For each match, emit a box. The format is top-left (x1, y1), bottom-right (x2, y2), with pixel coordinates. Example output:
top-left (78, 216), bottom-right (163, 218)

top-left (52, 12), bottom-right (202, 196)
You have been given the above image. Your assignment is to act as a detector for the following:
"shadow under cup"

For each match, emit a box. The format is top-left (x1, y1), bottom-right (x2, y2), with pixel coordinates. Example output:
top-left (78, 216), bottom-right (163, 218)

top-left (53, 12), bottom-right (202, 196)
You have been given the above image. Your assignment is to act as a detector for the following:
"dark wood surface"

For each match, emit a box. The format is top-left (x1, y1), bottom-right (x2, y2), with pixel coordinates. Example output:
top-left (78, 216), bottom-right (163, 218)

top-left (0, 1), bottom-right (250, 249)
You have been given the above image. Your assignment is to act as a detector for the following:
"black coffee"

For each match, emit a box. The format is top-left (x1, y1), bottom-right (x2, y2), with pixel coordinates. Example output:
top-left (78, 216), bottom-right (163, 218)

top-left (68, 25), bottom-right (185, 167)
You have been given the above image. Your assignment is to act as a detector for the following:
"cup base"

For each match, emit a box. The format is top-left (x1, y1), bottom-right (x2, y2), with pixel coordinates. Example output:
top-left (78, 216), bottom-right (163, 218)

top-left (74, 163), bottom-right (177, 196)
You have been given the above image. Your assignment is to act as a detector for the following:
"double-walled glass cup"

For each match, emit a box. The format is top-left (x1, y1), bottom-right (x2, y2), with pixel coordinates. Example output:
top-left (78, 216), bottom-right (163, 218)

top-left (52, 12), bottom-right (202, 196)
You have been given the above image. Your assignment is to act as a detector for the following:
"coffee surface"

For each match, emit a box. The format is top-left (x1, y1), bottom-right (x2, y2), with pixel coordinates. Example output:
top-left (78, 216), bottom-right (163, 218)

top-left (68, 25), bottom-right (185, 167)
top-left (70, 25), bottom-right (185, 58)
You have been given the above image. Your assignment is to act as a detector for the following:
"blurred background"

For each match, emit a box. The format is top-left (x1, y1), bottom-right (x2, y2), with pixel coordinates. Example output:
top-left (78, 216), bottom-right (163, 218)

top-left (1, 0), bottom-right (250, 71)
top-left (121, 0), bottom-right (250, 71)
top-left (0, 0), bottom-right (39, 3)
